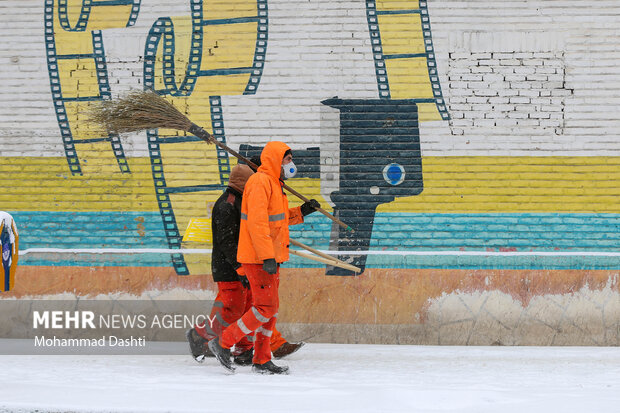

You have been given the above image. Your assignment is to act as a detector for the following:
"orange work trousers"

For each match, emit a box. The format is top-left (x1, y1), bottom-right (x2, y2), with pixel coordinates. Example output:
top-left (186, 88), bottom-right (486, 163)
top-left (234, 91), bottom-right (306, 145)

top-left (195, 278), bottom-right (285, 356)
top-left (220, 264), bottom-right (281, 364)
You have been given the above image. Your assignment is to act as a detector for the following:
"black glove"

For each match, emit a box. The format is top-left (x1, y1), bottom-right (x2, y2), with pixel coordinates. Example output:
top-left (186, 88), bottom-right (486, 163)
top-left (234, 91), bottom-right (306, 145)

top-left (238, 275), bottom-right (250, 289)
top-left (262, 258), bottom-right (277, 274)
top-left (301, 199), bottom-right (321, 216)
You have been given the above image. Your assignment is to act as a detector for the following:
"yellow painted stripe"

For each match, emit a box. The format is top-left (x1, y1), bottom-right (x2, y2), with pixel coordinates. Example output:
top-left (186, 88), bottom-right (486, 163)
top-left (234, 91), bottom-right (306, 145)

top-left (158, 142), bottom-right (222, 187)
top-left (203, 0), bottom-right (257, 20)
top-left (377, 13), bottom-right (425, 56)
top-left (189, 74), bottom-right (252, 96)
top-left (0, 157), bottom-right (159, 212)
top-left (417, 103), bottom-right (444, 121)
top-left (378, 157), bottom-right (620, 213)
top-left (2, 157), bottom-right (618, 214)
top-left (375, 0), bottom-right (419, 12)
top-left (53, 23), bottom-right (92, 55)
top-left (386, 57), bottom-right (435, 100)
top-left (201, 23), bottom-right (258, 70)
top-left (62, 4), bottom-right (133, 31)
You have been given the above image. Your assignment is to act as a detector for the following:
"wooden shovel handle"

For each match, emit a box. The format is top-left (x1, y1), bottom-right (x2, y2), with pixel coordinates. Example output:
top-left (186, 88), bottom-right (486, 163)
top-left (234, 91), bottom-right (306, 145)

top-left (289, 249), bottom-right (361, 273)
top-left (290, 239), bottom-right (359, 272)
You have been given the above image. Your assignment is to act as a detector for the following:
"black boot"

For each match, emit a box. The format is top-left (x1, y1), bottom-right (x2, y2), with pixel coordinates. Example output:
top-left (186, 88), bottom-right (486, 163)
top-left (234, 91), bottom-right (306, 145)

top-left (252, 360), bottom-right (289, 375)
top-left (273, 341), bottom-right (305, 359)
top-left (233, 349), bottom-right (254, 366)
top-left (185, 328), bottom-right (214, 362)
top-left (208, 339), bottom-right (235, 372)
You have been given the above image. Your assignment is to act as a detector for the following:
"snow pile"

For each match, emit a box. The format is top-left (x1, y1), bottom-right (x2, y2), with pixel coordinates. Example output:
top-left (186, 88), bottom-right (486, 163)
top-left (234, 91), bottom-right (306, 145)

top-left (425, 281), bottom-right (620, 346)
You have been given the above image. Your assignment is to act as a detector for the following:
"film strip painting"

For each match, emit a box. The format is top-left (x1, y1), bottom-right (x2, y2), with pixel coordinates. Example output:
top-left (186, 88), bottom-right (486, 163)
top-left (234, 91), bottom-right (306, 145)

top-left (143, 0), bottom-right (268, 275)
top-left (365, 0), bottom-right (449, 121)
top-left (44, 0), bottom-right (141, 175)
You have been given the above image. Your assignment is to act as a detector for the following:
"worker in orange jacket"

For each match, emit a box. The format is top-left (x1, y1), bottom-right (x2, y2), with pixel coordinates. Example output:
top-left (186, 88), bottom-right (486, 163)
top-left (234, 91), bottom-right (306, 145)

top-left (209, 141), bottom-right (320, 374)
top-left (186, 161), bottom-right (304, 365)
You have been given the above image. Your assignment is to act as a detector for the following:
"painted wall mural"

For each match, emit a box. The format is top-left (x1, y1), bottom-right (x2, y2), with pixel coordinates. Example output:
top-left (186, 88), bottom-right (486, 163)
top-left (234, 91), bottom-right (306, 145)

top-left (34, 0), bottom-right (454, 276)
top-left (0, 0), bottom-right (618, 344)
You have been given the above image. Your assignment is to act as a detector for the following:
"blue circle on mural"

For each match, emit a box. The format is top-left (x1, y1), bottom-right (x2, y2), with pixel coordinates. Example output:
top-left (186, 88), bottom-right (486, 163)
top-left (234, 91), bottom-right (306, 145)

top-left (383, 163), bottom-right (405, 186)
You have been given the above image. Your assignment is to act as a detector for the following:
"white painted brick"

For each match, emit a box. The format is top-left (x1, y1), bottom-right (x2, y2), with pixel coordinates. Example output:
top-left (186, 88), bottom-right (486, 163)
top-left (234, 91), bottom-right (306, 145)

top-left (473, 119), bottom-right (496, 127)
top-left (460, 74), bottom-right (484, 81)
top-left (484, 111), bottom-right (506, 119)
top-left (471, 66), bottom-right (494, 73)
top-left (500, 59), bottom-right (521, 66)
top-left (466, 97), bottom-right (491, 104)
top-left (474, 89), bottom-right (498, 97)
top-left (513, 67), bottom-right (537, 75)
top-left (510, 97), bottom-right (531, 104)
top-left (523, 59), bottom-right (545, 66)
top-left (498, 89), bottom-right (520, 97)
top-left (494, 119), bottom-right (519, 127)
top-left (518, 90), bottom-right (541, 98)
top-left (494, 105), bottom-right (516, 112)
top-left (479, 59), bottom-right (501, 66)
top-left (507, 112), bottom-right (529, 119)
top-left (526, 74), bottom-right (549, 81)
top-left (449, 104), bottom-right (472, 111)
top-left (450, 119), bottom-right (474, 127)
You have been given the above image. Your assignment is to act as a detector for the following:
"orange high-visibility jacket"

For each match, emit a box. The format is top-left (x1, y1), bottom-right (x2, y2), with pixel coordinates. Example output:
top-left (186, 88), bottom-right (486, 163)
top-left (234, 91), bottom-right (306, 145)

top-left (237, 141), bottom-right (304, 264)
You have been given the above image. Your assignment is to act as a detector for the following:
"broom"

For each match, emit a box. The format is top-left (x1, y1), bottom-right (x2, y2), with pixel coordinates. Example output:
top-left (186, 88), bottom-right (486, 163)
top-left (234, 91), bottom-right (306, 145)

top-left (90, 90), bottom-right (352, 232)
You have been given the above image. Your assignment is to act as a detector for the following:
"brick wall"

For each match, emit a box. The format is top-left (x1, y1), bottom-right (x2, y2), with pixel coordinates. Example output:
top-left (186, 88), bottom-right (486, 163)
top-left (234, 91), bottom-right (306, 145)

top-left (0, 0), bottom-right (618, 344)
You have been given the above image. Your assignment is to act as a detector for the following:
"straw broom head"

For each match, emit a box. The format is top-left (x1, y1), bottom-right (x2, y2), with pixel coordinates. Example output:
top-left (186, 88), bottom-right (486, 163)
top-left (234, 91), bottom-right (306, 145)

top-left (89, 89), bottom-right (193, 135)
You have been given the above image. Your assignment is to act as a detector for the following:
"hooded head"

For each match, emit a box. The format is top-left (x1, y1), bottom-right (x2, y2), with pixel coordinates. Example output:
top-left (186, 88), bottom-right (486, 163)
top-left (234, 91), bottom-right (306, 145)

top-left (258, 141), bottom-right (291, 180)
top-left (228, 163), bottom-right (254, 193)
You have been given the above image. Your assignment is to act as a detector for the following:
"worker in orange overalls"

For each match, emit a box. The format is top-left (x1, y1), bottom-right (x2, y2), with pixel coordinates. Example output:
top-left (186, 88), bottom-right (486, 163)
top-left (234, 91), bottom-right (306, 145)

top-left (209, 141), bottom-right (320, 374)
top-left (186, 160), bottom-right (305, 365)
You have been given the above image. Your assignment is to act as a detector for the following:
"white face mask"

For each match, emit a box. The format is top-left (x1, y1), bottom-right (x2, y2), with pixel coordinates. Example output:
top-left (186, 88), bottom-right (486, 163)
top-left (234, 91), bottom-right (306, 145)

top-left (282, 161), bottom-right (297, 179)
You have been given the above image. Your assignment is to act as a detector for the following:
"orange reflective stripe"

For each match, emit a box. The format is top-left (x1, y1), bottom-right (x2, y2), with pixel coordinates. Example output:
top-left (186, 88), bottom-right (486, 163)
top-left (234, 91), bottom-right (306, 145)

top-left (251, 306), bottom-right (270, 323)
top-left (257, 326), bottom-right (273, 337)
top-left (237, 319), bottom-right (252, 335)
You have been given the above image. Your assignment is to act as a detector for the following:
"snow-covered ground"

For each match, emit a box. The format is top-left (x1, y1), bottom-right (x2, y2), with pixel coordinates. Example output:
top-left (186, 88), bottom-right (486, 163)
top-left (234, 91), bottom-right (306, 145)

top-left (1, 343), bottom-right (618, 413)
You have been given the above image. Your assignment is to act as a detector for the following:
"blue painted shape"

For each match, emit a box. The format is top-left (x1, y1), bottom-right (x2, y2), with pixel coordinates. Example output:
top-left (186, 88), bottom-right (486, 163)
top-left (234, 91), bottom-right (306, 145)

top-left (320, 98), bottom-right (423, 274)
top-left (202, 16), bottom-right (259, 25)
top-left (383, 163), bottom-right (405, 185)
top-left (383, 53), bottom-right (427, 60)
top-left (375, 9), bottom-right (422, 15)
top-left (197, 68), bottom-right (254, 76)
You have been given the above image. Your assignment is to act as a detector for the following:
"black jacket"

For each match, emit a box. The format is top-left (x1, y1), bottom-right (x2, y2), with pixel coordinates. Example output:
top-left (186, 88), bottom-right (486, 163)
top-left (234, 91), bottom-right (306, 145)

top-left (211, 187), bottom-right (243, 282)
